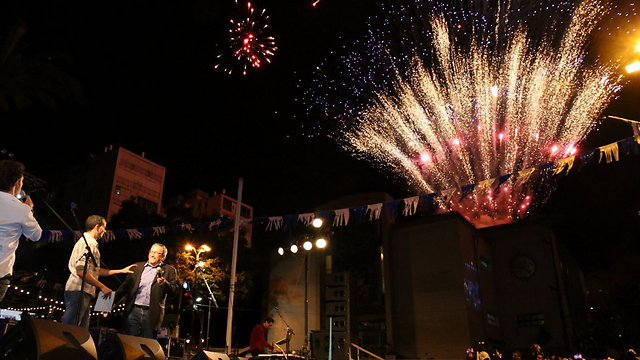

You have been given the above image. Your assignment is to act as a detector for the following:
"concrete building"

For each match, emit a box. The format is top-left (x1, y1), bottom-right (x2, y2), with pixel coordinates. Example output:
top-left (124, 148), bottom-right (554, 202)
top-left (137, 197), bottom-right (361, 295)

top-left (50, 145), bottom-right (165, 222)
top-left (169, 189), bottom-right (254, 246)
top-left (266, 193), bottom-right (587, 360)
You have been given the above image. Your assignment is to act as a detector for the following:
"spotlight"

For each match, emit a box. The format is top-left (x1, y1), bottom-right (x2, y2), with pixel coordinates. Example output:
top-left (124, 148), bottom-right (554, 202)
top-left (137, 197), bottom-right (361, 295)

top-left (312, 218), bottom-right (323, 228)
top-left (303, 241), bottom-right (313, 251)
top-left (290, 244), bottom-right (299, 253)
top-left (278, 247), bottom-right (285, 256)
top-left (316, 238), bottom-right (327, 248)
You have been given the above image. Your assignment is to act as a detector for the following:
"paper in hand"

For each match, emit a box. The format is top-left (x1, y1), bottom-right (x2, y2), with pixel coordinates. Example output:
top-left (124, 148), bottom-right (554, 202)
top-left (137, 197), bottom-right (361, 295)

top-left (94, 291), bottom-right (115, 312)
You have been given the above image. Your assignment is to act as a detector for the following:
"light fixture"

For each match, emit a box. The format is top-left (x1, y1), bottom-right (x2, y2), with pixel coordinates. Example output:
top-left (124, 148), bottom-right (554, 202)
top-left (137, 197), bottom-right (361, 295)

top-left (278, 247), bottom-right (285, 256)
top-left (290, 244), bottom-right (299, 253)
top-left (201, 245), bottom-right (211, 252)
top-left (196, 297), bottom-right (203, 302)
top-left (303, 241), bottom-right (313, 251)
top-left (185, 244), bottom-right (194, 251)
top-left (312, 218), bottom-right (323, 228)
top-left (197, 261), bottom-right (205, 268)
top-left (316, 238), bottom-right (327, 249)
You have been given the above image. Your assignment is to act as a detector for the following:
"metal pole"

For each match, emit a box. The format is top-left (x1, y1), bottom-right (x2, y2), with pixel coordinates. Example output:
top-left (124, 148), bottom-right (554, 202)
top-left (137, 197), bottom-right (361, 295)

top-left (225, 177), bottom-right (243, 353)
top-left (329, 316), bottom-right (333, 360)
top-left (304, 252), bottom-right (309, 358)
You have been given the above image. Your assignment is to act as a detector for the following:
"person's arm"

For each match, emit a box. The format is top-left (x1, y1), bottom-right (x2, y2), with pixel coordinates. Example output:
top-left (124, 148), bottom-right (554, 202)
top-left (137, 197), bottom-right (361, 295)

top-left (76, 267), bottom-right (111, 296)
top-left (21, 197), bottom-right (42, 241)
top-left (260, 327), bottom-right (274, 350)
top-left (98, 264), bottom-right (137, 277)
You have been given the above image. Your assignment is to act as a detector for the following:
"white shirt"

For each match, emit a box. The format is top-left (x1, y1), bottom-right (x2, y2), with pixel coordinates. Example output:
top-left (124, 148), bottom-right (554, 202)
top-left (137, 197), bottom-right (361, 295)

top-left (0, 191), bottom-right (42, 278)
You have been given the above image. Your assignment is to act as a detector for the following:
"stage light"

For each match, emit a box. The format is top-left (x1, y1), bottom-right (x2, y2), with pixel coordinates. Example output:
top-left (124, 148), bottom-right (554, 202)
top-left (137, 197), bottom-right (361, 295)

top-left (290, 244), bottom-right (299, 253)
top-left (278, 247), bottom-right (285, 256)
top-left (312, 218), bottom-right (323, 228)
top-left (303, 241), bottom-right (313, 251)
top-left (316, 238), bottom-right (327, 248)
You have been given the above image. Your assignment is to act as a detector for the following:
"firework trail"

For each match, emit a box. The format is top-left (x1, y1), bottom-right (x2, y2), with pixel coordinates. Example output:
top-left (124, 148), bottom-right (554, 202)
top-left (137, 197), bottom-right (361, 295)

top-left (307, 0), bottom-right (622, 226)
top-left (215, 1), bottom-right (277, 75)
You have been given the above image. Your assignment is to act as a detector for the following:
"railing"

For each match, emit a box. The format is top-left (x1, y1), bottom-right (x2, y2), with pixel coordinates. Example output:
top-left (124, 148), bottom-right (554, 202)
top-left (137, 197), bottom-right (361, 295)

top-left (350, 343), bottom-right (385, 360)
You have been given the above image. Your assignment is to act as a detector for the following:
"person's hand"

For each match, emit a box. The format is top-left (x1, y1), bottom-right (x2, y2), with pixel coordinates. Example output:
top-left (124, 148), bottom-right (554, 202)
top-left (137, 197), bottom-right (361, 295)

top-left (157, 277), bottom-right (166, 285)
top-left (24, 195), bottom-right (34, 209)
top-left (101, 286), bottom-right (112, 299)
top-left (121, 264), bottom-right (137, 274)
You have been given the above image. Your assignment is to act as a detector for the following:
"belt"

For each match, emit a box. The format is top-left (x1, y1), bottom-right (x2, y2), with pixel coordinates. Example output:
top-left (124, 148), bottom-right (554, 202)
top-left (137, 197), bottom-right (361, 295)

top-left (134, 304), bottom-right (150, 310)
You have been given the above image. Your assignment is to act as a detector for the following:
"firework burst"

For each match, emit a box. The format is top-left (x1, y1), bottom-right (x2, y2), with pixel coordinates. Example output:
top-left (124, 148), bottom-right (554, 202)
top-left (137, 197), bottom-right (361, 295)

top-left (307, 0), bottom-right (623, 226)
top-left (215, 1), bottom-right (277, 75)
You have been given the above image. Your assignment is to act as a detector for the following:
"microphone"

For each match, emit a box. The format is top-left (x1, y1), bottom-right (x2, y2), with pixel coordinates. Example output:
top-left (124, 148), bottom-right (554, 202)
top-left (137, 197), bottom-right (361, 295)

top-left (157, 267), bottom-right (165, 278)
top-left (70, 202), bottom-right (78, 214)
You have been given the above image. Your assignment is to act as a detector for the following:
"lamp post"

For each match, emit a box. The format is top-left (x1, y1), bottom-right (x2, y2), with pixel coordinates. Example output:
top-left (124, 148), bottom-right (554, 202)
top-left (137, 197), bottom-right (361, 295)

top-left (277, 221), bottom-right (327, 358)
top-left (623, 42), bottom-right (640, 136)
top-left (185, 244), bottom-right (210, 348)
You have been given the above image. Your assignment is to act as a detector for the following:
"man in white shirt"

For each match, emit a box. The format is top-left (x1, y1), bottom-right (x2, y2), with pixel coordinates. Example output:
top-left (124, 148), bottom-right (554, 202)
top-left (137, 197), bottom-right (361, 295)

top-left (0, 160), bottom-right (42, 302)
top-left (62, 215), bottom-right (135, 328)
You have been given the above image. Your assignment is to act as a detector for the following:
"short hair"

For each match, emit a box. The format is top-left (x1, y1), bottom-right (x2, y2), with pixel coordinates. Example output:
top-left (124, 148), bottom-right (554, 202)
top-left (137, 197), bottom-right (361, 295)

top-left (151, 243), bottom-right (168, 257)
top-left (264, 317), bottom-right (274, 324)
top-left (0, 160), bottom-right (25, 192)
top-left (85, 215), bottom-right (106, 231)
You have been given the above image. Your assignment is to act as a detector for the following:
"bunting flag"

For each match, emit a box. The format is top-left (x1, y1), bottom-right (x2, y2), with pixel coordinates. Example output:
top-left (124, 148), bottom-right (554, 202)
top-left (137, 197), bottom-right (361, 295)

top-left (459, 184), bottom-right (476, 202)
top-left (298, 213), bottom-right (315, 226)
top-left (73, 231), bottom-right (82, 241)
top-left (180, 223), bottom-right (195, 232)
top-left (352, 206), bottom-right (367, 224)
top-left (367, 203), bottom-right (382, 221)
top-left (126, 229), bottom-right (143, 240)
top-left (208, 220), bottom-right (222, 231)
top-left (620, 136), bottom-right (640, 156)
top-left (333, 209), bottom-right (350, 227)
top-left (494, 174), bottom-right (512, 194)
top-left (578, 150), bottom-right (595, 171)
top-left (266, 217), bottom-right (283, 230)
top-left (554, 156), bottom-right (576, 175)
top-left (402, 196), bottom-right (420, 216)
top-left (476, 179), bottom-right (494, 194)
top-left (515, 168), bottom-right (536, 188)
top-left (440, 188), bottom-right (456, 204)
top-left (599, 143), bottom-right (620, 163)
top-left (103, 230), bottom-right (116, 243)
top-left (152, 226), bottom-right (166, 237)
top-left (49, 230), bottom-right (63, 243)
top-left (387, 200), bottom-right (400, 218)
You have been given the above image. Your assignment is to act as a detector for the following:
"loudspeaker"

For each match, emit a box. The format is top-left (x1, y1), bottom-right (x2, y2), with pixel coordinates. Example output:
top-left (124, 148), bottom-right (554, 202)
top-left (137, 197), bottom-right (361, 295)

top-left (311, 331), bottom-right (348, 360)
top-left (0, 315), bottom-right (98, 360)
top-left (191, 350), bottom-right (232, 360)
top-left (97, 333), bottom-right (164, 360)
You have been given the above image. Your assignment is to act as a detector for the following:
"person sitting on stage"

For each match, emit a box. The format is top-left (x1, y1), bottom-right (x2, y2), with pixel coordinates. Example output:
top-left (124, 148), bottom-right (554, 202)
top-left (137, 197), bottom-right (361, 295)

top-left (250, 317), bottom-right (279, 357)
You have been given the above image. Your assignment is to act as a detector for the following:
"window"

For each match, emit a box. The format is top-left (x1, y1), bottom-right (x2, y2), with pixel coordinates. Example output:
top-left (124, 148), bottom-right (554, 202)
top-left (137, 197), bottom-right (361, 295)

top-left (137, 196), bottom-right (158, 213)
top-left (240, 205), bottom-right (251, 218)
top-left (115, 185), bottom-right (121, 195)
top-left (223, 198), bottom-right (233, 211)
top-left (517, 313), bottom-right (545, 327)
top-left (487, 313), bottom-right (500, 327)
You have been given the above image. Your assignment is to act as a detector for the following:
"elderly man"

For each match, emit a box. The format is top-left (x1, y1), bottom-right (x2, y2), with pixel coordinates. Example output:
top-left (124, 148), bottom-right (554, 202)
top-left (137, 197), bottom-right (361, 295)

top-left (62, 215), bottom-right (136, 328)
top-left (0, 160), bottom-right (42, 302)
top-left (115, 243), bottom-right (179, 339)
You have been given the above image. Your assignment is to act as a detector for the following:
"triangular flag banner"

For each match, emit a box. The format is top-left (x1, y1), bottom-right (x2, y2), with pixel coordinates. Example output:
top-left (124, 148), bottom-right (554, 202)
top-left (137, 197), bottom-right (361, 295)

top-left (538, 162), bottom-right (555, 180)
top-left (494, 174), bottom-right (512, 194)
top-left (441, 188), bottom-right (456, 203)
top-left (103, 230), bottom-right (116, 243)
top-left (420, 193), bottom-right (437, 207)
top-left (284, 215), bottom-right (298, 231)
top-left (515, 168), bottom-right (536, 187)
top-left (266, 217), bottom-right (283, 231)
top-left (152, 226), bottom-right (166, 237)
top-left (386, 200), bottom-right (401, 219)
top-left (352, 206), bottom-right (367, 224)
top-left (73, 231), bottom-right (82, 242)
top-left (620, 137), bottom-right (640, 156)
top-left (180, 223), bottom-right (195, 232)
top-left (459, 184), bottom-right (476, 202)
top-left (554, 156), bottom-right (576, 175)
top-left (208, 220), bottom-right (222, 231)
top-left (126, 229), bottom-right (143, 240)
top-left (298, 213), bottom-right (315, 226)
top-left (49, 230), bottom-right (63, 243)
top-left (402, 196), bottom-right (420, 216)
top-left (578, 150), bottom-right (595, 171)
top-left (477, 179), bottom-right (494, 194)
top-left (367, 203), bottom-right (382, 221)
top-left (599, 143), bottom-right (619, 163)
top-left (333, 209), bottom-right (350, 227)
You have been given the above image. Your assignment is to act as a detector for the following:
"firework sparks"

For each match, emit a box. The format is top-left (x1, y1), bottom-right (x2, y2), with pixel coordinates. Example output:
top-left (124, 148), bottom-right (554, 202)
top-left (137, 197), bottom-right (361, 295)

top-left (215, 1), bottom-right (277, 75)
top-left (308, 0), bottom-right (623, 226)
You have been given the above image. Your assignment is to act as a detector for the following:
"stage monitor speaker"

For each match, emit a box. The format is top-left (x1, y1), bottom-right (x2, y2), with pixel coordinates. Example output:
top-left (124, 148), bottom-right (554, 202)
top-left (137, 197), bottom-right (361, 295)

top-left (191, 350), bottom-right (232, 360)
top-left (311, 331), bottom-right (348, 360)
top-left (97, 333), bottom-right (164, 360)
top-left (0, 315), bottom-right (98, 360)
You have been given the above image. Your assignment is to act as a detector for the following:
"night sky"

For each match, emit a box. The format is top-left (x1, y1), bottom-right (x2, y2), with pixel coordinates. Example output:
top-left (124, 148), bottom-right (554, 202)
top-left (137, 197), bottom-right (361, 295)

top-left (2, 0), bottom-right (639, 255)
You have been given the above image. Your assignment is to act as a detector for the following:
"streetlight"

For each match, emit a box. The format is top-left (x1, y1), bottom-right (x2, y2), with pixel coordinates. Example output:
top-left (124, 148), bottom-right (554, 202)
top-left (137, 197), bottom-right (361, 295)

top-left (185, 244), bottom-right (211, 347)
top-left (278, 237), bottom-right (328, 358)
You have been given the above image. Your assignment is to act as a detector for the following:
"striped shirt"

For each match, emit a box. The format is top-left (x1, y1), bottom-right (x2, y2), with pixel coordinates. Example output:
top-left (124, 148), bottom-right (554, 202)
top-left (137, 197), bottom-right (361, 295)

top-left (64, 233), bottom-right (101, 296)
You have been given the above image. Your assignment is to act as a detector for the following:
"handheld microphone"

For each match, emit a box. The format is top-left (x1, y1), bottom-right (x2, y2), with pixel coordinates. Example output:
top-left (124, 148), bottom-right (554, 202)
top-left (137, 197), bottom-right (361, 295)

top-left (157, 267), bottom-right (165, 278)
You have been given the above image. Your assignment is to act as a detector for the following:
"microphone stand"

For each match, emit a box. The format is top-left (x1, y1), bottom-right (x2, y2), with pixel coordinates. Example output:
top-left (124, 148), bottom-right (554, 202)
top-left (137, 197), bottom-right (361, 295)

top-left (197, 270), bottom-right (218, 349)
top-left (275, 307), bottom-right (294, 354)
